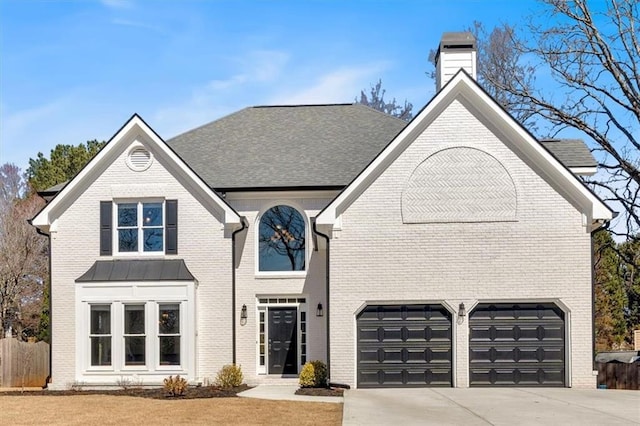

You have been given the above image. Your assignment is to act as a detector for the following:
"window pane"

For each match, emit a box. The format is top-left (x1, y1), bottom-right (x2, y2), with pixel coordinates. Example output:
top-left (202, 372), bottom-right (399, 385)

top-left (159, 305), bottom-right (180, 334)
top-left (91, 336), bottom-right (111, 366)
top-left (125, 336), bottom-right (146, 366)
top-left (159, 336), bottom-right (180, 365)
top-left (118, 203), bottom-right (137, 227)
top-left (143, 229), bottom-right (163, 252)
top-left (142, 203), bottom-right (163, 227)
top-left (91, 305), bottom-right (110, 334)
top-left (125, 305), bottom-right (145, 334)
top-left (119, 229), bottom-right (138, 252)
top-left (258, 205), bottom-right (306, 271)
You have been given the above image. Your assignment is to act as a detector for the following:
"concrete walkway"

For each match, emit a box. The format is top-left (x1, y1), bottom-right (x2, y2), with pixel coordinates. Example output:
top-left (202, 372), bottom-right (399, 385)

top-left (342, 388), bottom-right (640, 425)
top-left (237, 384), bottom-right (343, 404)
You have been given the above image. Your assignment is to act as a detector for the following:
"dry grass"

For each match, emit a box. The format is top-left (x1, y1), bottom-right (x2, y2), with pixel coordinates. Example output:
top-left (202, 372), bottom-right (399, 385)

top-left (0, 395), bottom-right (343, 425)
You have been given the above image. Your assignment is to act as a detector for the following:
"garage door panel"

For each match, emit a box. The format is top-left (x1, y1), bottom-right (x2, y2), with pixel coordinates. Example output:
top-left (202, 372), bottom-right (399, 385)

top-left (469, 303), bottom-right (565, 387)
top-left (357, 304), bottom-right (452, 388)
top-left (470, 367), bottom-right (565, 386)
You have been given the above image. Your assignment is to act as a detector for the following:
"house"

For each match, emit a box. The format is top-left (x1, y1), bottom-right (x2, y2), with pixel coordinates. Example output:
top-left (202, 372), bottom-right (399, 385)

top-left (31, 32), bottom-right (613, 390)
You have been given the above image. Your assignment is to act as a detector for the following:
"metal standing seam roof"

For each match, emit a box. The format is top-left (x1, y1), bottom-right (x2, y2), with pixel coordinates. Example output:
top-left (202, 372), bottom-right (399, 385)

top-left (166, 104), bottom-right (407, 189)
top-left (76, 259), bottom-right (195, 282)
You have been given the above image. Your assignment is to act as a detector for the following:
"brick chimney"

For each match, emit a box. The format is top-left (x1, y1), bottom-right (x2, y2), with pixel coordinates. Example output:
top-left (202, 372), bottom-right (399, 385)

top-left (435, 32), bottom-right (477, 90)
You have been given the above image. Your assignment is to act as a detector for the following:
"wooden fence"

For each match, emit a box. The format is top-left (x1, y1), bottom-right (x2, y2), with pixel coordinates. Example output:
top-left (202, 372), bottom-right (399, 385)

top-left (596, 362), bottom-right (640, 390)
top-left (0, 338), bottom-right (49, 388)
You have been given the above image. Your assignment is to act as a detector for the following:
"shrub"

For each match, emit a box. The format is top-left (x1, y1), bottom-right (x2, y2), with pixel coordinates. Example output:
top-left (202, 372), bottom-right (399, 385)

top-left (310, 360), bottom-right (328, 387)
top-left (299, 362), bottom-right (316, 388)
top-left (163, 375), bottom-right (188, 397)
top-left (215, 364), bottom-right (243, 389)
top-left (299, 360), bottom-right (328, 388)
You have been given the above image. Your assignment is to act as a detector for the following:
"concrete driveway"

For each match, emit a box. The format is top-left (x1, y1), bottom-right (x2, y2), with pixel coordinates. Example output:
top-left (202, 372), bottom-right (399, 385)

top-left (342, 388), bottom-right (640, 425)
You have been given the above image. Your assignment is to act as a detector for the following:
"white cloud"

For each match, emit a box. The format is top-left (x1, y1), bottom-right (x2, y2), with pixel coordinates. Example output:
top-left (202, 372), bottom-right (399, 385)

top-left (270, 63), bottom-right (389, 105)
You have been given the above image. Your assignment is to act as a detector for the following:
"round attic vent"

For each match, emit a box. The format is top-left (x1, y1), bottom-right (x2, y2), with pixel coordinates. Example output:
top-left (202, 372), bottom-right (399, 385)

top-left (127, 147), bottom-right (153, 171)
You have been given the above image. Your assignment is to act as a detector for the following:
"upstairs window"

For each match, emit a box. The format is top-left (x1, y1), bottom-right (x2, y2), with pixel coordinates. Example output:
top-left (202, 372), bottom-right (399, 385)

top-left (258, 205), bottom-right (306, 272)
top-left (117, 202), bottom-right (164, 253)
top-left (100, 200), bottom-right (177, 256)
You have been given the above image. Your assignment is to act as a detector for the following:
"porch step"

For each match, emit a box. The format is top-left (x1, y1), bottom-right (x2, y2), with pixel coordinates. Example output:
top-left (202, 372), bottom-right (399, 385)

top-left (248, 376), bottom-right (300, 386)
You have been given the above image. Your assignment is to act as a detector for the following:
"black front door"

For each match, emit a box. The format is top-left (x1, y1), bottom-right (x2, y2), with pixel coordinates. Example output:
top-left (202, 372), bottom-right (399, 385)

top-left (268, 307), bottom-right (298, 375)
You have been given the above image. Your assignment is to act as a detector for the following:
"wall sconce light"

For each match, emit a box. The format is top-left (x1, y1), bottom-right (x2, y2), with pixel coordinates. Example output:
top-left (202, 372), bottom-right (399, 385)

top-left (458, 302), bottom-right (466, 318)
top-left (316, 303), bottom-right (324, 317)
top-left (240, 304), bottom-right (248, 321)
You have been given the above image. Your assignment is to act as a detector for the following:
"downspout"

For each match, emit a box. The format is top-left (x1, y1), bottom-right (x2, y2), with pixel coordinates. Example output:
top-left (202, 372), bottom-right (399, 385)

top-left (312, 220), bottom-right (331, 381)
top-left (30, 221), bottom-right (52, 389)
top-left (231, 217), bottom-right (247, 365)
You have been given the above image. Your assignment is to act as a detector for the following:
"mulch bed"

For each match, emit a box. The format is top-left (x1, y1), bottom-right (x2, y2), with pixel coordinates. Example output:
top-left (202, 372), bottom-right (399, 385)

top-left (1, 384), bottom-right (251, 399)
top-left (295, 387), bottom-right (344, 397)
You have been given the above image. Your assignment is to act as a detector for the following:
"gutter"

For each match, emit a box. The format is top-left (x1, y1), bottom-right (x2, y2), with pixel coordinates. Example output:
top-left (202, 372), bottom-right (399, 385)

top-left (231, 217), bottom-right (248, 364)
top-left (312, 220), bottom-right (331, 381)
top-left (28, 219), bottom-right (52, 388)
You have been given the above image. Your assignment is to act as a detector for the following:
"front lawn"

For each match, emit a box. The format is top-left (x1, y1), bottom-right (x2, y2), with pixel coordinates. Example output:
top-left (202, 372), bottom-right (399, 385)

top-left (0, 394), bottom-right (343, 425)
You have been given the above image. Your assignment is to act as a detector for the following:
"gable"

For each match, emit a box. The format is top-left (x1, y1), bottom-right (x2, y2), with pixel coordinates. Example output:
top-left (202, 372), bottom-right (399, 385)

top-left (316, 71), bottom-right (613, 231)
top-left (31, 114), bottom-right (241, 233)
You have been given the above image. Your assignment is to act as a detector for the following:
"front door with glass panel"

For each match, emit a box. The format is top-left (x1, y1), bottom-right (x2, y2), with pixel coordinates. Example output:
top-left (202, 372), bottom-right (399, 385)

top-left (268, 307), bottom-right (298, 375)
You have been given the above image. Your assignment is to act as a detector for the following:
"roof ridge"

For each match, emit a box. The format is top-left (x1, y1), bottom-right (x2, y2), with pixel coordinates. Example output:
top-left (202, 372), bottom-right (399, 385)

top-left (251, 103), bottom-right (354, 108)
top-left (351, 103), bottom-right (409, 124)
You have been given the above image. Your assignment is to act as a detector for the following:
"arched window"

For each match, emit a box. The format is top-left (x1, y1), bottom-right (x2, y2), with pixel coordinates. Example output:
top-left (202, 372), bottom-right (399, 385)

top-left (258, 205), bottom-right (306, 271)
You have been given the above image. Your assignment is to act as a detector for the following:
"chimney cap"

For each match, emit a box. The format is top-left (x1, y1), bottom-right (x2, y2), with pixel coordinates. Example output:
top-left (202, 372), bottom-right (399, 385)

top-left (436, 32), bottom-right (476, 60)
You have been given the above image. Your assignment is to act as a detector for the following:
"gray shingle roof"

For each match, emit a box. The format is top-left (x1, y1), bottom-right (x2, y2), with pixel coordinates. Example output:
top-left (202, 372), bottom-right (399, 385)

top-left (40, 106), bottom-right (597, 195)
top-left (76, 259), bottom-right (195, 282)
top-left (540, 139), bottom-right (596, 168)
top-left (166, 104), bottom-right (406, 189)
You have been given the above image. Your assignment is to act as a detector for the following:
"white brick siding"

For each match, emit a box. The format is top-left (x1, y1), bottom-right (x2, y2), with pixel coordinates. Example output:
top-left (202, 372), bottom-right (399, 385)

top-left (328, 100), bottom-right (595, 388)
top-left (49, 139), bottom-right (232, 389)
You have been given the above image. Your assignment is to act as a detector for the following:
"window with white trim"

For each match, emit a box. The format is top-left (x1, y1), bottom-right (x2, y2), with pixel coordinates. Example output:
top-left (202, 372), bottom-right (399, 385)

top-left (124, 305), bottom-right (145, 366)
top-left (159, 304), bottom-right (180, 366)
top-left (86, 302), bottom-right (184, 372)
top-left (90, 305), bottom-right (112, 366)
top-left (117, 202), bottom-right (164, 254)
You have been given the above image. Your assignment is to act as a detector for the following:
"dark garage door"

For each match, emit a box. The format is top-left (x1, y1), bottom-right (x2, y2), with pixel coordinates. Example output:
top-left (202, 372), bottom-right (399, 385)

top-left (357, 304), bottom-right (452, 387)
top-left (469, 303), bottom-right (565, 387)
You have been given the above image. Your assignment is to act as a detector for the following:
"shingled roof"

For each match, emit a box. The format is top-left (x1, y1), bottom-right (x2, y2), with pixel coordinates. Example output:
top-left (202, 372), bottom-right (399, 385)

top-left (540, 139), bottom-right (596, 168)
top-left (167, 104), bottom-right (406, 190)
top-left (40, 105), bottom-right (598, 195)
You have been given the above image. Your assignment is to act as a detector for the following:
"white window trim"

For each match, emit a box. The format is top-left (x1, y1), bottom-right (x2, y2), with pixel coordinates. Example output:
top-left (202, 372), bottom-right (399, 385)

top-left (255, 296), bottom-right (308, 375)
top-left (113, 199), bottom-right (166, 256)
top-left (255, 201), bottom-right (310, 278)
top-left (122, 304), bottom-right (147, 370)
top-left (76, 281), bottom-right (195, 382)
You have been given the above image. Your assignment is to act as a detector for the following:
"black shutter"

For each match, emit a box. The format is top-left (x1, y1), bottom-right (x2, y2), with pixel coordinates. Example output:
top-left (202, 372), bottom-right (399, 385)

top-left (100, 201), bottom-right (112, 256)
top-left (166, 200), bottom-right (178, 255)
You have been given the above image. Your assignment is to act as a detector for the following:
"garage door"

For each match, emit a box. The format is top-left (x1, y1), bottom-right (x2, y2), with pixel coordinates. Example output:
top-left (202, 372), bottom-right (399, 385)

top-left (357, 304), bottom-right (452, 387)
top-left (469, 303), bottom-right (565, 386)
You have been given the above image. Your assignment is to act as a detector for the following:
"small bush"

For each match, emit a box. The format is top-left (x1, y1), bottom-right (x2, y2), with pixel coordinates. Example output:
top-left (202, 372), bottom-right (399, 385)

top-left (215, 364), bottom-right (243, 389)
top-left (310, 360), bottom-right (328, 387)
top-left (299, 360), bottom-right (328, 388)
top-left (299, 362), bottom-right (316, 388)
top-left (163, 375), bottom-right (188, 396)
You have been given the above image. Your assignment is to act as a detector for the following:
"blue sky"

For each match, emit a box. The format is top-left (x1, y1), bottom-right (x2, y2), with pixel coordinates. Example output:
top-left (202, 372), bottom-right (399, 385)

top-left (1, 0), bottom-right (541, 172)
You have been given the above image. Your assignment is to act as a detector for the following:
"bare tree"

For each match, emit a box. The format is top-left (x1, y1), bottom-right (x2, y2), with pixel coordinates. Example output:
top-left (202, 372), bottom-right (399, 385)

top-left (479, 0), bottom-right (639, 241)
top-left (0, 164), bottom-right (48, 339)
top-left (258, 205), bottom-right (305, 271)
top-left (356, 79), bottom-right (414, 121)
